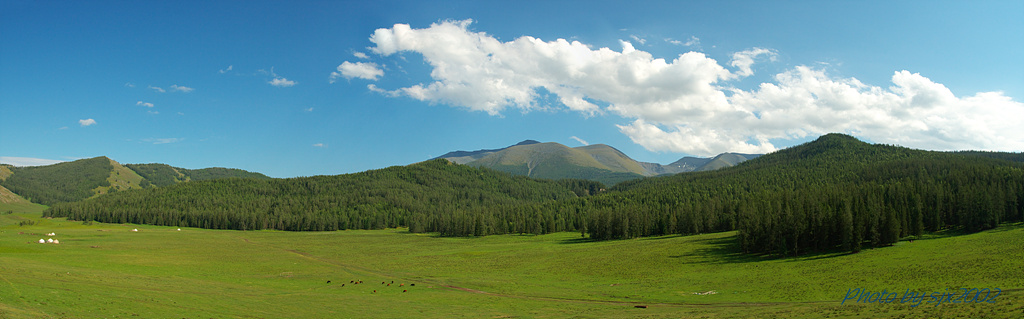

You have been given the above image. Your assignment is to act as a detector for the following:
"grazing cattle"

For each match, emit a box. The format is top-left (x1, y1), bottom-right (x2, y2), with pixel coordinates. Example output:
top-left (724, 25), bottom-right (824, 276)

top-left (399, 284), bottom-right (404, 287)
top-left (382, 281), bottom-right (386, 284)
top-left (350, 280), bottom-right (354, 283)
top-left (403, 290), bottom-right (407, 293)
top-left (391, 281), bottom-right (394, 284)
top-left (410, 284), bottom-right (415, 286)
top-left (387, 284), bottom-right (390, 286)
top-left (326, 280), bottom-right (331, 284)
top-left (634, 305), bottom-right (647, 309)
top-left (373, 290), bottom-right (376, 293)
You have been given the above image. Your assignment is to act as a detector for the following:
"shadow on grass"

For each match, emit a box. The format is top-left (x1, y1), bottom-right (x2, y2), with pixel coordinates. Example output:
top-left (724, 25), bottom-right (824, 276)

top-left (669, 235), bottom-right (766, 264)
top-left (558, 237), bottom-right (600, 244)
top-left (557, 233), bottom-right (683, 245)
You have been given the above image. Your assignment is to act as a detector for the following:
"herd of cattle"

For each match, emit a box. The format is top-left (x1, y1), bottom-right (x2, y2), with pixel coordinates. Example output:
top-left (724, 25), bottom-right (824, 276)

top-left (326, 279), bottom-right (417, 293)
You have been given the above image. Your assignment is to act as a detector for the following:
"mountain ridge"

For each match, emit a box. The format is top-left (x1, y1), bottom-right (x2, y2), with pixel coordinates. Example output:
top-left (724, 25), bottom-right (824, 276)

top-left (435, 140), bottom-right (762, 185)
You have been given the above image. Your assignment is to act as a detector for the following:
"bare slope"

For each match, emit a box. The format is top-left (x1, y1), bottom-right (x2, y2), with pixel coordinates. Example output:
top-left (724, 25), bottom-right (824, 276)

top-left (467, 142), bottom-right (646, 185)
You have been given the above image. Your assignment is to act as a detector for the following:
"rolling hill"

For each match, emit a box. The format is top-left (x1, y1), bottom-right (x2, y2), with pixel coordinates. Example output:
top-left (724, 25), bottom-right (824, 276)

top-left (431, 140), bottom-right (541, 164)
top-left (465, 142), bottom-right (647, 185)
top-left (0, 157), bottom-right (270, 206)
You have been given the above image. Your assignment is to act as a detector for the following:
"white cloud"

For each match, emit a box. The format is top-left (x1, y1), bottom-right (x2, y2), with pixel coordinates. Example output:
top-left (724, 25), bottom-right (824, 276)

top-left (0, 157), bottom-right (64, 167)
top-left (148, 85), bottom-right (166, 93)
top-left (345, 20), bottom-right (1024, 155)
top-left (570, 136), bottom-right (589, 146)
top-left (313, 143), bottom-right (326, 148)
top-left (219, 65), bottom-right (233, 74)
top-left (305, 107), bottom-right (314, 112)
top-left (124, 82), bottom-right (135, 88)
top-left (136, 101), bottom-right (154, 108)
top-left (730, 48), bottom-right (777, 77)
top-left (330, 61), bottom-right (384, 82)
top-left (629, 35), bottom-right (646, 45)
top-left (79, 119), bottom-right (96, 127)
top-left (666, 36), bottom-right (700, 47)
top-left (170, 85), bottom-right (194, 93)
top-left (269, 77), bottom-right (297, 87)
top-left (353, 52), bottom-right (369, 59)
top-left (143, 138), bottom-right (183, 144)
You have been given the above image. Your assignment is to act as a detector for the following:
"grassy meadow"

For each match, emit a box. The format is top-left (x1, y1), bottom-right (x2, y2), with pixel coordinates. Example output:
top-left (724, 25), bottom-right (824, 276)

top-left (1, 202), bottom-right (1022, 318)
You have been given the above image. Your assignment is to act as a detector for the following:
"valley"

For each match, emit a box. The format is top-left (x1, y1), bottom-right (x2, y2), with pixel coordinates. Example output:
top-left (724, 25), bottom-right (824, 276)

top-left (1, 214), bottom-right (1021, 318)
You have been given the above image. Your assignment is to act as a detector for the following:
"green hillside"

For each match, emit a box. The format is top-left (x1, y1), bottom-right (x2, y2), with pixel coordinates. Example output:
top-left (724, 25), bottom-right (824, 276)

top-left (576, 144), bottom-right (649, 175)
top-left (588, 133), bottom-right (1024, 255)
top-left (126, 163), bottom-right (270, 187)
top-left (45, 159), bottom-right (597, 234)
top-left (467, 142), bottom-right (645, 185)
top-left (0, 157), bottom-right (114, 205)
top-left (0, 158), bottom-right (272, 206)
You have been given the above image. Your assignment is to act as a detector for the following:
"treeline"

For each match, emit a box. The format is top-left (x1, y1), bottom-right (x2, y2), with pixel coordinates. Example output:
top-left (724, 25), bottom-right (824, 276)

top-left (46, 160), bottom-right (600, 233)
top-left (0, 157), bottom-right (112, 205)
top-left (579, 134), bottom-right (1024, 255)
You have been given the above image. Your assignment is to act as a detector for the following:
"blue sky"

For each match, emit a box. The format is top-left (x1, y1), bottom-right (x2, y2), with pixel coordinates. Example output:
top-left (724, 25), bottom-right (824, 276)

top-left (2, 0), bottom-right (1022, 178)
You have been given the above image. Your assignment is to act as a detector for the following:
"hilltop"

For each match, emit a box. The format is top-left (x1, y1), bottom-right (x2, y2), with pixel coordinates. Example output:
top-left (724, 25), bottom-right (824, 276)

top-left (0, 157), bottom-right (269, 206)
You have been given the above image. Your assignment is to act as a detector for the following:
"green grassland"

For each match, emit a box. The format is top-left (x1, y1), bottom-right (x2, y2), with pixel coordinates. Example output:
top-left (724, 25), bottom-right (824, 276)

top-left (1, 213), bottom-right (1022, 318)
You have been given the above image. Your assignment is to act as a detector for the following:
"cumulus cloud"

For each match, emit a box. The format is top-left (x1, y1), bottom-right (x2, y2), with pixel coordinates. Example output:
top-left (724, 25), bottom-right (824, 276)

top-left (353, 52), bottom-right (369, 59)
top-left (269, 77), bottom-right (297, 87)
top-left (330, 61), bottom-right (384, 82)
top-left (313, 143), bottom-right (326, 148)
top-left (79, 119), bottom-right (96, 127)
top-left (136, 101), bottom-right (154, 108)
top-left (730, 48), bottom-right (777, 78)
top-left (570, 136), bottom-right (589, 146)
top-left (219, 65), bottom-right (233, 74)
top-left (170, 85), bottom-right (194, 93)
top-left (341, 20), bottom-right (1024, 155)
top-left (148, 85), bottom-right (166, 93)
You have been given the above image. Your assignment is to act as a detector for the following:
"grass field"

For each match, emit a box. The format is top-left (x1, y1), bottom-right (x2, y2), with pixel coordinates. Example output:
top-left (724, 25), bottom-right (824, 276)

top-left (1, 204), bottom-right (1022, 318)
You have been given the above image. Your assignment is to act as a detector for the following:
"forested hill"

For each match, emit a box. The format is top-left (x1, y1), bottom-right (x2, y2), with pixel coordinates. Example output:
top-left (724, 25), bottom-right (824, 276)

top-left (0, 157), bottom-right (114, 205)
top-left (125, 163), bottom-right (270, 187)
top-left (582, 133), bottom-right (1024, 255)
top-left (0, 157), bottom-right (270, 206)
top-left (45, 159), bottom-right (600, 233)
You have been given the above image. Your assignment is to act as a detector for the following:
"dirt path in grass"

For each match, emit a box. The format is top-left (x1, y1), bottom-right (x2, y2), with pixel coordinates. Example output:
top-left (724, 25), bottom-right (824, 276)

top-left (241, 235), bottom-right (865, 309)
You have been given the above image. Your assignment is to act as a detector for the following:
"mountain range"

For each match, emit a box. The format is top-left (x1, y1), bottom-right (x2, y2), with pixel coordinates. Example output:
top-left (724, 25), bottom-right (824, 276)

top-left (434, 140), bottom-right (761, 185)
top-left (0, 141), bottom-right (759, 207)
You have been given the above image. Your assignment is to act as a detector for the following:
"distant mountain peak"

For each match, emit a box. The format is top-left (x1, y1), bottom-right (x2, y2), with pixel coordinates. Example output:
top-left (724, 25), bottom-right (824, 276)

top-left (515, 140), bottom-right (541, 146)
